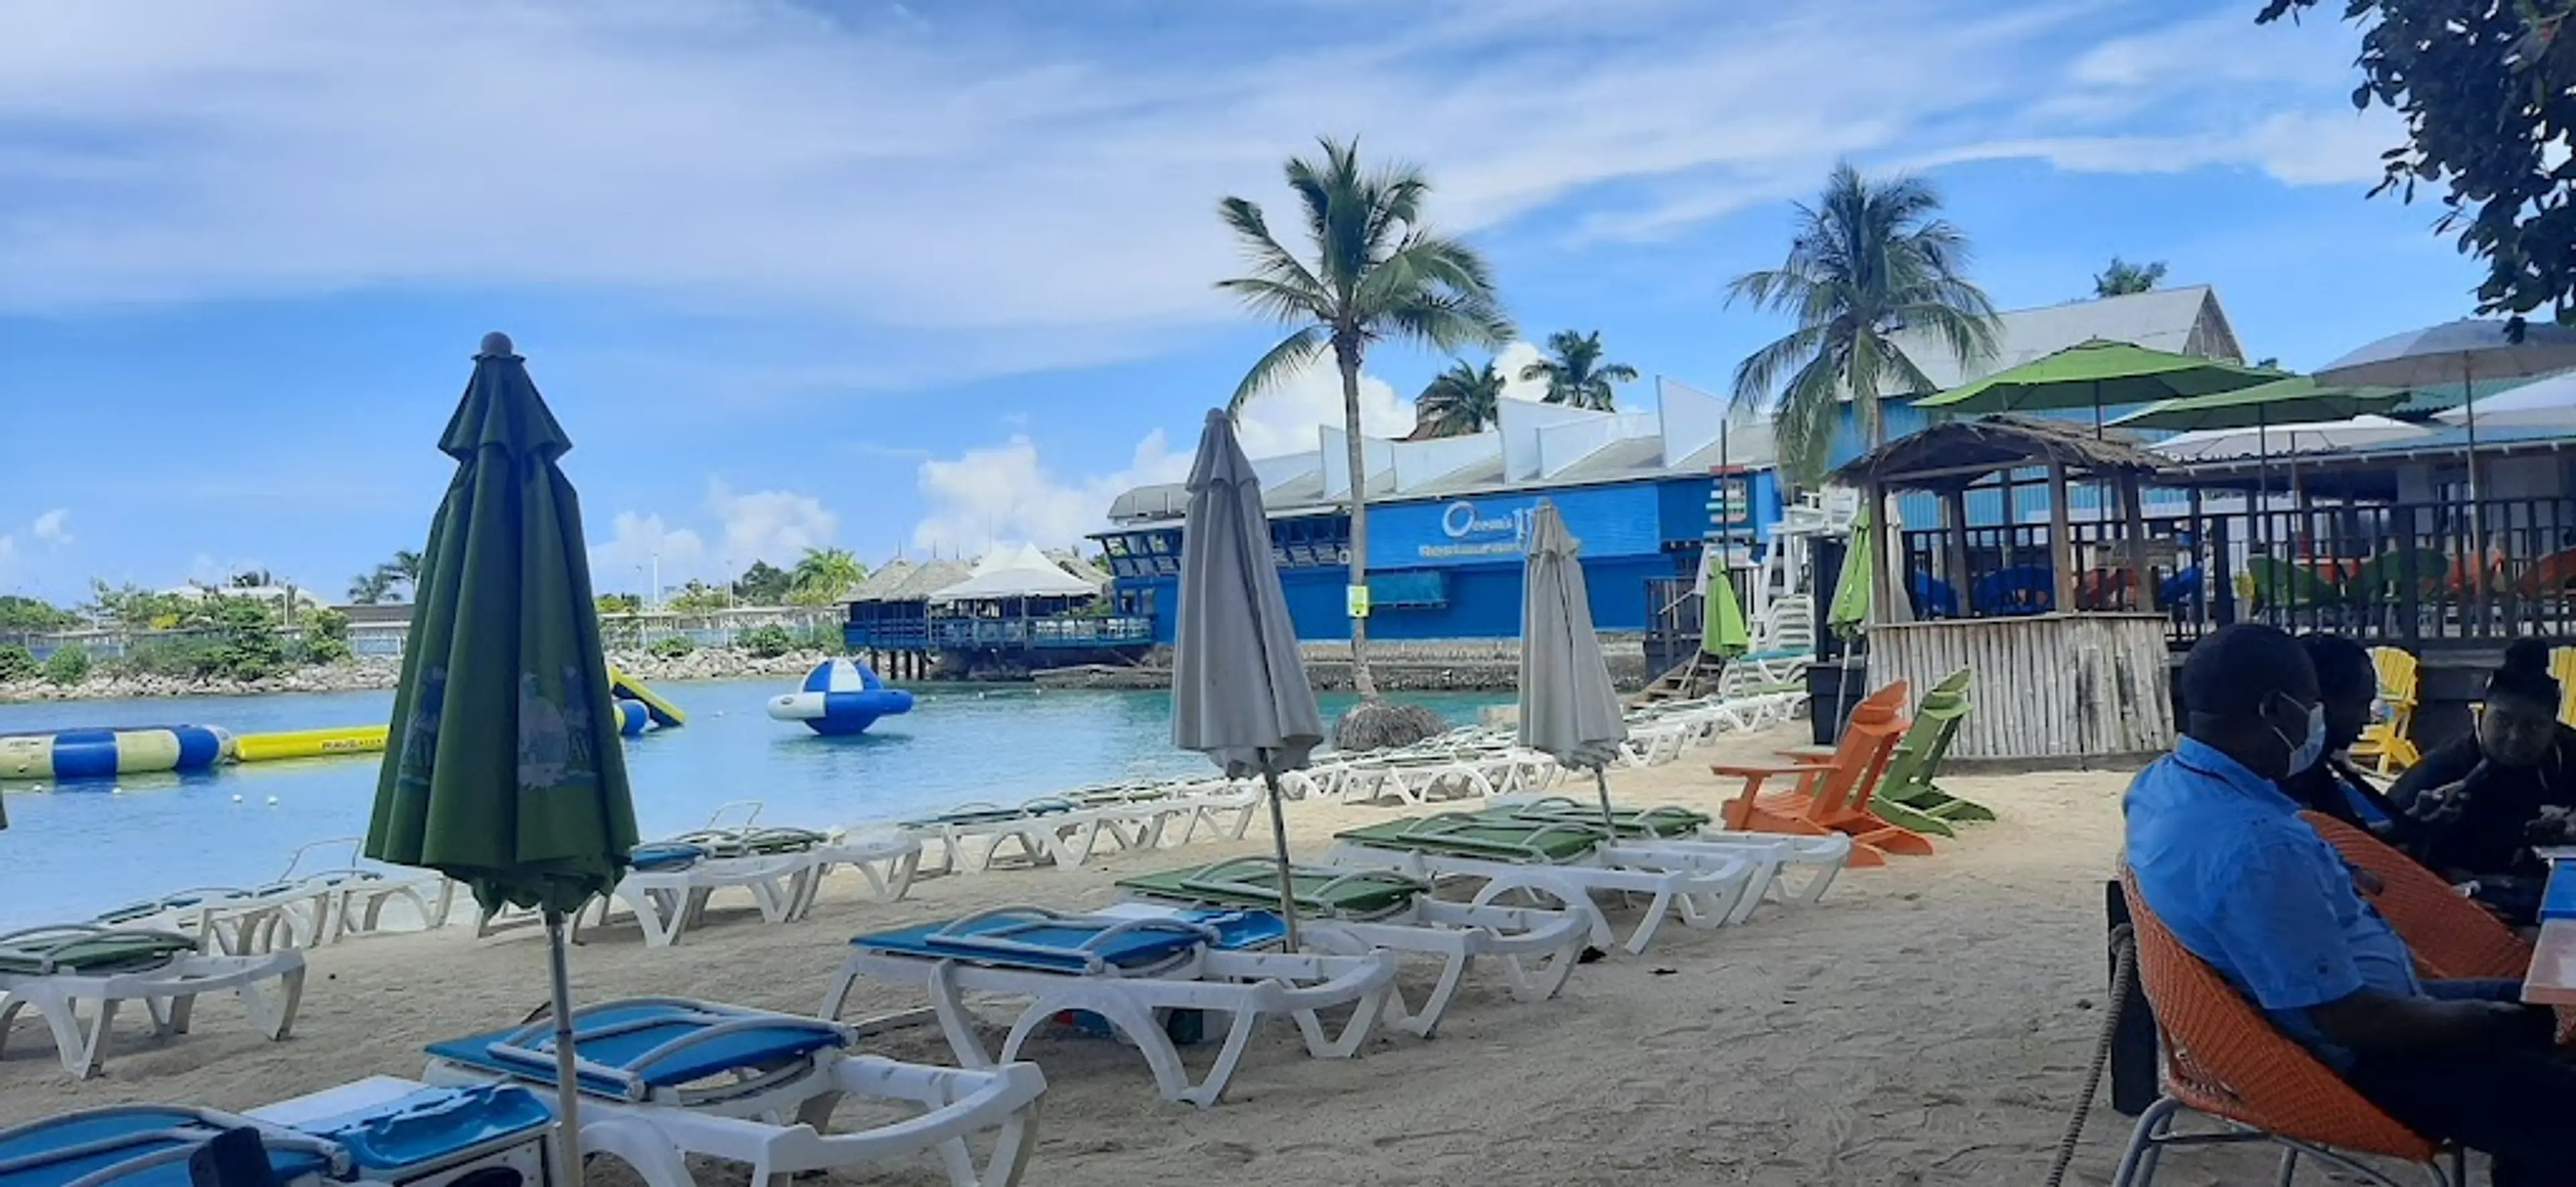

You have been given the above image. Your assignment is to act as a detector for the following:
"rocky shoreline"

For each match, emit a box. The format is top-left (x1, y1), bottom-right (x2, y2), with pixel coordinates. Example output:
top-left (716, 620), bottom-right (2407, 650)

top-left (0, 647), bottom-right (838, 705)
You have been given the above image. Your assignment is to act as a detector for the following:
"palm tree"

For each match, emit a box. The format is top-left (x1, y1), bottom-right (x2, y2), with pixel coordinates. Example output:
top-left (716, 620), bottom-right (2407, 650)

top-left (1520, 329), bottom-right (1638, 411)
top-left (2092, 257), bottom-right (2167, 298)
top-left (1413, 359), bottom-right (1506, 437)
top-left (347, 569), bottom-right (394, 605)
top-left (1218, 136), bottom-right (1513, 701)
top-left (1727, 162), bottom-right (2002, 484)
top-left (789, 547), bottom-right (868, 605)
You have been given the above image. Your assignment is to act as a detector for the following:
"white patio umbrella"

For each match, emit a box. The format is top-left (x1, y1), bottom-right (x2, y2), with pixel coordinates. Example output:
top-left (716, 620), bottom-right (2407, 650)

top-left (2432, 370), bottom-right (2576, 430)
top-left (1517, 500), bottom-right (1629, 832)
top-left (2316, 319), bottom-right (2576, 498)
top-left (1171, 409), bottom-right (1325, 949)
top-left (2149, 414), bottom-right (2432, 462)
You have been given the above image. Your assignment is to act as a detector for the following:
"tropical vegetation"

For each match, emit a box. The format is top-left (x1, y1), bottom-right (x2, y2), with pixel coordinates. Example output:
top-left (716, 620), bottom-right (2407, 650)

top-left (2092, 257), bottom-right (2167, 297)
top-left (788, 547), bottom-right (868, 604)
top-left (1217, 135), bottom-right (1513, 700)
top-left (347, 549), bottom-right (423, 604)
top-left (2259, 0), bottom-right (2576, 323)
top-left (1725, 162), bottom-right (2002, 484)
top-left (1521, 329), bottom-right (1638, 411)
top-left (1413, 359), bottom-right (1507, 438)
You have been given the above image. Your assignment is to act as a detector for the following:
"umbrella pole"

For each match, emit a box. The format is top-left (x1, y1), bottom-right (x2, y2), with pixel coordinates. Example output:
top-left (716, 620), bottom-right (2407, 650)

top-left (1591, 764), bottom-right (1617, 834)
top-left (1258, 753), bottom-right (1300, 952)
top-left (544, 906), bottom-right (587, 1187)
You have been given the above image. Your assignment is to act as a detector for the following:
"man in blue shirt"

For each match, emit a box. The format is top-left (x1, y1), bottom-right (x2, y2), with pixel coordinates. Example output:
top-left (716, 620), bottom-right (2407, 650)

top-left (2126, 624), bottom-right (2573, 1184)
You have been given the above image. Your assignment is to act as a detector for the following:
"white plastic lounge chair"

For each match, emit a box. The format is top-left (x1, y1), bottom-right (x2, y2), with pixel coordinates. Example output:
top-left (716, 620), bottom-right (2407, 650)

top-left (275, 837), bottom-right (458, 944)
top-left (0, 925), bottom-right (305, 1078)
top-left (826, 907), bottom-right (1397, 1107)
top-left (798, 829), bottom-right (925, 915)
top-left (590, 844), bottom-right (818, 948)
top-left (1485, 794), bottom-right (1851, 909)
top-left (902, 797), bottom-right (1162, 874)
top-left (1322, 815), bottom-right (1762, 954)
top-left (423, 997), bottom-right (1044, 1187)
top-left (93, 885), bottom-right (313, 956)
top-left (1115, 860), bottom-right (1585, 1038)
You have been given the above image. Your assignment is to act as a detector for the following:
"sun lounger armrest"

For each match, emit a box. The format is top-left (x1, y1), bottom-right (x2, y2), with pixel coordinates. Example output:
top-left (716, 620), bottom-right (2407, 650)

top-left (1709, 762), bottom-right (1806, 777)
top-left (812, 1057), bottom-right (1046, 1150)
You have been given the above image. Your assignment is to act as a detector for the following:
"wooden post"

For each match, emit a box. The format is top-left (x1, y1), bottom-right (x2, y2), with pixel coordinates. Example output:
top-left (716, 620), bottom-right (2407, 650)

top-left (1942, 487), bottom-right (1974, 616)
top-left (2120, 473), bottom-right (2155, 612)
top-left (1998, 473), bottom-right (2019, 571)
top-left (2048, 459), bottom-right (2077, 614)
top-left (1867, 482), bottom-right (1894, 628)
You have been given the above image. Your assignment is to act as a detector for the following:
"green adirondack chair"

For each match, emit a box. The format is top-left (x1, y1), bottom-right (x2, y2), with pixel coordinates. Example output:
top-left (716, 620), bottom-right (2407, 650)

top-left (1872, 668), bottom-right (1994, 826)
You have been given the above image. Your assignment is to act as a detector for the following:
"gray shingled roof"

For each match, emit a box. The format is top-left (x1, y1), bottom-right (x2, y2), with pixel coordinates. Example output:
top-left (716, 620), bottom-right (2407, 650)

top-left (1878, 286), bottom-right (2242, 396)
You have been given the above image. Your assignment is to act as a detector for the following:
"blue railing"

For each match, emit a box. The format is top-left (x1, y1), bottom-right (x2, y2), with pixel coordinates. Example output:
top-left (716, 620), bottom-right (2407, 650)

top-left (845, 616), bottom-right (1154, 652)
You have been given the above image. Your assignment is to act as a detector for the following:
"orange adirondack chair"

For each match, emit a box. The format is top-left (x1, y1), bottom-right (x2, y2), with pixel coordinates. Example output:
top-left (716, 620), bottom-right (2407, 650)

top-left (1711, 681), bottom-right (1929, 866)
top-left (2112, 868), bottom-right (2459, 1185)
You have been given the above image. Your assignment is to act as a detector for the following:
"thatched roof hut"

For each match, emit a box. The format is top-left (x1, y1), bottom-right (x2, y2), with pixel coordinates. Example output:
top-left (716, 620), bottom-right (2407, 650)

top-left (1829, 413), bottom-right (2167, 492)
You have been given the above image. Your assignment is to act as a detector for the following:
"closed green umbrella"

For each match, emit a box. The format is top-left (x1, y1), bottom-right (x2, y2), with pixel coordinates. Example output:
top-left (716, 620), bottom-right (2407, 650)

top-left (366, 332), bottom-right (636, 1186)
top-left (1701, 561), bottom-right (1749, 658)
top-left (1828, 502), bottom-right (1874, 638)
top-left (1912, 339), bottom-right (2286, 434)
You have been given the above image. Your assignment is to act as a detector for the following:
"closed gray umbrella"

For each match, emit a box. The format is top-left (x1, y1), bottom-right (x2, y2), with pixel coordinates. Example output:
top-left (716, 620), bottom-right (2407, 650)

top-left (1517, 500), bottom-right (1629, 831)
top-left (1173, 408), bottom-right (1324, 948)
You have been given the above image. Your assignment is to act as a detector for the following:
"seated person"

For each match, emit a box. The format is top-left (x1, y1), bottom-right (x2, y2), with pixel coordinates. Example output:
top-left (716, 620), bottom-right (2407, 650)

top-left (2391, 638), bottom-right (2576, 927)
top-left (2127, 624), bottom-right (2571, 1182)
top-left (2277, 632), bottom-right (2410, 836)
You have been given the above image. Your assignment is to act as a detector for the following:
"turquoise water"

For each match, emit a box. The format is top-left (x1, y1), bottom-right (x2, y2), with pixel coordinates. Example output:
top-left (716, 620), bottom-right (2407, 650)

top-left (0, 680), bottom-right (1502, 928)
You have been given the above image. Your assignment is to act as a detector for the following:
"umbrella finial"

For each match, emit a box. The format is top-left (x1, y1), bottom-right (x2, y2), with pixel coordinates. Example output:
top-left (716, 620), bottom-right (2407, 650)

top-left (478, 331), bottom-right (517, 357)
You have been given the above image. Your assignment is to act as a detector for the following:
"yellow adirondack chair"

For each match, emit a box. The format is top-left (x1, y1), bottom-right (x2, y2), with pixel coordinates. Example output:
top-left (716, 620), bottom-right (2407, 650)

top-left (2350, 646), bottom-right (2420, 776)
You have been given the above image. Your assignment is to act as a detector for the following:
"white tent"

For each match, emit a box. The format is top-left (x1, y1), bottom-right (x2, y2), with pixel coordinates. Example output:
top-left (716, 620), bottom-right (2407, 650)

top-left (926, 543), bottom-right (1103, 604)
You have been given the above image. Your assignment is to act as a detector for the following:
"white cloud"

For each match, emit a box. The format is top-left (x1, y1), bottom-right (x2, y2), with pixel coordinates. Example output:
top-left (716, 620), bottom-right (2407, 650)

top-left (30, 508), bottom-right (71, 545)
top-left (704, 480), bottom-right (837, 568)
top-left (587, 512), bottom-right (707, 596)
top-left (911, 431), bottom-right (1189, 558)
top-left (1493, 341), bottom-right (1552, 404)
top-left (1230, 355), bottom-right (1411, 459)
top-left (587, 479), bottom-right (843, 589)
top-left (0, 0), bottom-right (2387, 382)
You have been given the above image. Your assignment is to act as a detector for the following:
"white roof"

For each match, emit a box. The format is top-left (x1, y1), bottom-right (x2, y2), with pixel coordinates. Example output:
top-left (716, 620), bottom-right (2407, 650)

top-left (1878, 286), bottom-right (2244, 396)
top-left (926, 543), bottom-right (1102, 604)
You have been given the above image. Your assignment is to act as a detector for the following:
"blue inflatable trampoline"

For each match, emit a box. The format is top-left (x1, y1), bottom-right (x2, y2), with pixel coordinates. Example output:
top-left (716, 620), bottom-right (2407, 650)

top-left (765, 659), bottom-right (914, 737)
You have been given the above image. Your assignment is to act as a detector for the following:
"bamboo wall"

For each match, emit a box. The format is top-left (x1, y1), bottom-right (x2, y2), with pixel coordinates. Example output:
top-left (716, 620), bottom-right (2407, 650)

top-left (1868, 613), bottom-right (2173, 762)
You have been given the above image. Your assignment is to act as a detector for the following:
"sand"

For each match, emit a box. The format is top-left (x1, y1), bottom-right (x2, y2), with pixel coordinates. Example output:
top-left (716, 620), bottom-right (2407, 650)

top-left (0, 725), bottom-right (2302, 1185)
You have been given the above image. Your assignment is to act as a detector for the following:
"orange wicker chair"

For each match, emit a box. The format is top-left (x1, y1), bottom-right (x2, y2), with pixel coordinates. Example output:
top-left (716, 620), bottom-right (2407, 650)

top-left (2298, 811), bottom-right (2532, 980)
top-left (2113, 868), bottom-right (2465, 1186)
top-left (2300, 811), bottom-right (2576, 1044)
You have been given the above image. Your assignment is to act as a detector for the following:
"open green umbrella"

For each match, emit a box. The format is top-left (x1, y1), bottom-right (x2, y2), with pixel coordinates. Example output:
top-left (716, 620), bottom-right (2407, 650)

top-left (366, 332), bottom-right (636, 1187)
top-left (2104, 376), bottom-right (2405, 433)
top-left (1701, 561), bottom-right (1749, 657)
top-left (1912, 339), bottom-right (2286, 433)
top-left (1828, 502), bottom-right (1874, 638)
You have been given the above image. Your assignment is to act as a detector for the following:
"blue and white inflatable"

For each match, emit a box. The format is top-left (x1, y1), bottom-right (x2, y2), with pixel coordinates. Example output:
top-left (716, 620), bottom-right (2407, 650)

top-left (766, 658), bottom-right (915, 736)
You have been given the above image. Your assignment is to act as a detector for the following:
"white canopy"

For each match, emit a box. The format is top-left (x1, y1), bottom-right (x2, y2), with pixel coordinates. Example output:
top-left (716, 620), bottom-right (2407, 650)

top-left (2150, 414), bottom-right (2430, 462)
top-left (926, 543), bottom-right (1102, 604)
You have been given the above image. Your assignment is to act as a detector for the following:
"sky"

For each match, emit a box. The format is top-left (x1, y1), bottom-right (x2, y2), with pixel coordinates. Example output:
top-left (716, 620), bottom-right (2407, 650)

top-left (0, 0), bottom-right (2496, 606)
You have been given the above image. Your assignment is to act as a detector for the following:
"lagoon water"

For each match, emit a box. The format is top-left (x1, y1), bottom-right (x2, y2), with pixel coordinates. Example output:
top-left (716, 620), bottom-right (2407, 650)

top-left (0, 679), bottom-right (1503, 928)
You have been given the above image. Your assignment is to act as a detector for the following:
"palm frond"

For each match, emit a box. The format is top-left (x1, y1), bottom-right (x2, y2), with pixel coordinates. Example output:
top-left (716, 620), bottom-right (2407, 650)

top-left (1217, 275), bottom-right (1333, 326)
top-left (1728, 322), bottom-right (1833, 412)
top-left (1772, 350), bottom-right (1850, 486)
top-left (1228, 326), bottom-right (1329, 416)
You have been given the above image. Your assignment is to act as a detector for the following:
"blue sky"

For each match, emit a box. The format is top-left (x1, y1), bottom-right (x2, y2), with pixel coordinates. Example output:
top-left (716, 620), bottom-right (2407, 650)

top-left (0, 0), bottom-right (2489, 605)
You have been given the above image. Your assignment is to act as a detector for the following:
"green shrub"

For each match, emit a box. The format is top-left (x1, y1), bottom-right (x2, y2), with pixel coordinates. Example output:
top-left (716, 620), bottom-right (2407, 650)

top-left (0, 644), bottom-right (36, 683)
top-left (647, 635), bottom-right (696, 660)
top-left (41, 645), bottom-right (90, 686)
top-left (794, 622), bottom-right (847, 654)
top-left (295, 608), bottom-right (354, 665)
top-left (737, 624), bottom-right (796, 659)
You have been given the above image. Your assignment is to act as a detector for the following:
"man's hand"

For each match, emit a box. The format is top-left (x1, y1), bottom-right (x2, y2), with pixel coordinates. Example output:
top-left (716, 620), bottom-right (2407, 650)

top-left (2407, 760), bottom-right (2491, 825)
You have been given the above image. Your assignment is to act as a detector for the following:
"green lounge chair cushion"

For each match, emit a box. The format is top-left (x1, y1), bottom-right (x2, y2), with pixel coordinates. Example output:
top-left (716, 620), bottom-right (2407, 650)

top-left (0, 927), bottom-right (197, 976)
top-left (1118, 859), bottom-right (1424, 916)
top-left (1334, 814), bottom-right (1606, 863)
top-left (1476, 799), bottom-right (1711, 839)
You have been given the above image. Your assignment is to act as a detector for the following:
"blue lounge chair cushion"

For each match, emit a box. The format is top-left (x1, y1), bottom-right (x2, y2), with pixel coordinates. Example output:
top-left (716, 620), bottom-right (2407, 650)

top-left (851, 907), bottom-right (1287, 974)
top-left (0, 1107), bottom-right (333, 1187)
top-left (425, 1000), bottom-right (846, 1098)
top-left (290, 1083), bottom-right (551, 1172)
top-left (628, 842), bottom-right (708, 872)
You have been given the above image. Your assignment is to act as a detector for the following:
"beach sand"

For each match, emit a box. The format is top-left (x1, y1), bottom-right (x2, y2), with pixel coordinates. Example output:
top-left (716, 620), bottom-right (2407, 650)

top-left (0, 725), bottom-right (2304, 1185)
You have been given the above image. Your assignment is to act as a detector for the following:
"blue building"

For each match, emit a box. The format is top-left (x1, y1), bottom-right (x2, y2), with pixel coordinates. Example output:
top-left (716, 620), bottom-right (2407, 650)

top-left (1094, 380), bottom-right (1784, 642)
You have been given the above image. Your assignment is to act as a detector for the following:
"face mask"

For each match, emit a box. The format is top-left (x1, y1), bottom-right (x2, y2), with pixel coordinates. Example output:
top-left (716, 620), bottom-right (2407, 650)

top-left (2274, 699), bottom-right (2327, 776)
